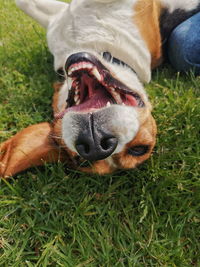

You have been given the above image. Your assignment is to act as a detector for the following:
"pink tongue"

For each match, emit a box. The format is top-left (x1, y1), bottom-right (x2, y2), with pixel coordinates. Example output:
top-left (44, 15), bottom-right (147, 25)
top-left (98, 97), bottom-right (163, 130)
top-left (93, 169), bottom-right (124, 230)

top-left (66, 89), bottom-right (111, 113)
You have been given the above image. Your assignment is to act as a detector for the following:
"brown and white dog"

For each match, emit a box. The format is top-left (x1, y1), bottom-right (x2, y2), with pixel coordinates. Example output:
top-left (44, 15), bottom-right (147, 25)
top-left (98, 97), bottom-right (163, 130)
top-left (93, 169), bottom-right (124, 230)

top-left (1, 0), bottom-right (200, 177)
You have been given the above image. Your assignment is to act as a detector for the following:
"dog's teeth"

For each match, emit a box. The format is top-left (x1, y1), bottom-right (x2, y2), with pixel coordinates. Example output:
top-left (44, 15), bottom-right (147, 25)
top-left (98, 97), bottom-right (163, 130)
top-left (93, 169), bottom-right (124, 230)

top-left (75, 89), bottom-right (79, 95)
top-left (68, 62), bottom-right (93, 76)
top-left (67, 77), bottom-right (73, 89)
top-left (110, 89), bottom-right (122, 104)
top-left (78, 63), bottom-right (84, 69)
top-left (68, 67), bottom-right (76, 75)
top-left (85, 63), bottom-right (93, 69)
top-left (92, 68), bottom-right (101, 81)
top-left (110, 87), bottom-right (115, 91)
top-left (76, 99), bottom-right (80, 105)
top-left (106, 101), bottom-right (111, 107)
top-left (74, 95), bottom-right (79, 103)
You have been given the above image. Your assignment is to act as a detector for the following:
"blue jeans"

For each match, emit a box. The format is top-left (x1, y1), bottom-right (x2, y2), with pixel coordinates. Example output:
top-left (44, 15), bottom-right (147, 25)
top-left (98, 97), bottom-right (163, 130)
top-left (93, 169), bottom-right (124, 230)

top-left (168, 12), bottom-right (200, 75)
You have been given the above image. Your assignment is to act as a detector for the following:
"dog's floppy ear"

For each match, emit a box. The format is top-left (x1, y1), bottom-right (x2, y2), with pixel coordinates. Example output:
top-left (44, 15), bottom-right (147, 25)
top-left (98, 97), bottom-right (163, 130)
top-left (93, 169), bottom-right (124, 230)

top-left (16, 0), bottom-right (69, 28)
top-left (0, 123), bottom-right (60, 178)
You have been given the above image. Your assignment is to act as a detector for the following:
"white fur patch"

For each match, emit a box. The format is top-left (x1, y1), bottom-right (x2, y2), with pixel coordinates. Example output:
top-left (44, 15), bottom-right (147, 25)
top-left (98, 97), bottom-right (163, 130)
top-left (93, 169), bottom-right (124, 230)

top-left (161, 0), bottom-right (199, 13)
top-left (46, 0), bottom-right (151, 83)
top-left (106, 106), bottom-right (139, 154)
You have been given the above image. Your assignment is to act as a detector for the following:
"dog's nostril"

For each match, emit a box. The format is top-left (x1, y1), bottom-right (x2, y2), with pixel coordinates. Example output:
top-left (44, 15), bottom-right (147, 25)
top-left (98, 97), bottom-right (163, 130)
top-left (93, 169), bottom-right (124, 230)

top-left (75, 134), bottom-right (118, 161)
top-left (76, 143), bottom-right (90, 154)
top-left (100, 137), bottom-right (116, 151)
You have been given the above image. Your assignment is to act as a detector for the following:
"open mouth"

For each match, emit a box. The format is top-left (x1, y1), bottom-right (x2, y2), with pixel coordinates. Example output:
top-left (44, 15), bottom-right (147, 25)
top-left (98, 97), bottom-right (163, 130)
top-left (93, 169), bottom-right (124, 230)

top-left (56, 52), bottom-right (144, 118)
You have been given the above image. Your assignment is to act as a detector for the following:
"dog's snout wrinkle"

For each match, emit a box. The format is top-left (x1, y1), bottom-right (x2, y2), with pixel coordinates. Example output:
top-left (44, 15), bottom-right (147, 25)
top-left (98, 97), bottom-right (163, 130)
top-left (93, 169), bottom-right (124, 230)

top-left (75, 114), bottom-right (118, 161)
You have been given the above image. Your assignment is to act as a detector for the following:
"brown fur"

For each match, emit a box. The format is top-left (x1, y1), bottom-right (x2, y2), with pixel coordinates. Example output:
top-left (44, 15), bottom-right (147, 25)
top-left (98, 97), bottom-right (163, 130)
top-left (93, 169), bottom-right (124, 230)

top-left (113, 115), bottom-right (157, 169)
top-left (0, 123), bottom-right (60, 177)
top-left (134, 0), bottom-right (162, 68)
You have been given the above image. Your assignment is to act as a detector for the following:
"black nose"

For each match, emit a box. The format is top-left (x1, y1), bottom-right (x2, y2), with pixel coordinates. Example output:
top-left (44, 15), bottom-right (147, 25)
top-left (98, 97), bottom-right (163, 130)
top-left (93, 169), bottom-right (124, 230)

top-left (75, 131), bottom-right (118, 161)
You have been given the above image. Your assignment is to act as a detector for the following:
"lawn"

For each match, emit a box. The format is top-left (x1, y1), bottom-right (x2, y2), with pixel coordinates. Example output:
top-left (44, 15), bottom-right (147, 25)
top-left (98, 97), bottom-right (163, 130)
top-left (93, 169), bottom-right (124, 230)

top-left (0, 1), bottom-right (200, 266)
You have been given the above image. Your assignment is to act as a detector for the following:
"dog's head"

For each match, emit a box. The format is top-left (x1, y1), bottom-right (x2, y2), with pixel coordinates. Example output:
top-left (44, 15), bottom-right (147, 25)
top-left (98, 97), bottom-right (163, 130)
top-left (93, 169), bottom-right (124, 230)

top-left (53, 52), bottom-right (157, 174)
top-left (16, 0), bottom-right (157, 174)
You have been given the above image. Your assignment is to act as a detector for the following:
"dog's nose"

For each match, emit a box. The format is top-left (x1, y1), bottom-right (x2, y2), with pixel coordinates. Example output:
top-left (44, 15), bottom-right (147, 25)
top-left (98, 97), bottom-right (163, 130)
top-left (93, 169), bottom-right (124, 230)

top-left (75, 131), bottom-right (118, 161)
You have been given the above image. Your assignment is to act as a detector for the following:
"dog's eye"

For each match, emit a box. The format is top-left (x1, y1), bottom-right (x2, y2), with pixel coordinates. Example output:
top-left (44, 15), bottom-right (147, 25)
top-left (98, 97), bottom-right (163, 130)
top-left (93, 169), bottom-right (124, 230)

top-left (128, 145), bottom-right (149, 157)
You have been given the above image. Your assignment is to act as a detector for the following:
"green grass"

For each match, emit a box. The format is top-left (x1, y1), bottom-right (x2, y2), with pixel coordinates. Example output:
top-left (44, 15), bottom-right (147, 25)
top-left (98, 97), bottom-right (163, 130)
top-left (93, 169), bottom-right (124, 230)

top-left (0, 1), bottom-right (200, 266)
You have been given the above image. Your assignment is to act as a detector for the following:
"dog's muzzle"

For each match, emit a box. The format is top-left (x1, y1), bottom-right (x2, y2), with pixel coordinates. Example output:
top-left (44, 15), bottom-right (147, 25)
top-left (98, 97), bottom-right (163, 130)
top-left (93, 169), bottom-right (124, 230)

top-left (60, 52), bottom-right (142, 161)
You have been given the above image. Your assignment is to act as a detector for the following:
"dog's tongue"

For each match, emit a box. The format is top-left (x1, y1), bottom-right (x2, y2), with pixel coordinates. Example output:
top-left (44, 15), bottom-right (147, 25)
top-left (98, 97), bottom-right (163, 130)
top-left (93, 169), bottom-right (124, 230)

top-left (67, 85), bottom-right (111, 113)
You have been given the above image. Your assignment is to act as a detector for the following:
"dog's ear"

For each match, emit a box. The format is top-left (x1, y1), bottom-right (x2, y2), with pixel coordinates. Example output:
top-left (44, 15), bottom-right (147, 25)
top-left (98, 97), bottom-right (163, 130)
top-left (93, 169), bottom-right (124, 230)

top-left (16, 0), bottom-right (69, 28)
top-left (0, 123), bottom-right (60, 178)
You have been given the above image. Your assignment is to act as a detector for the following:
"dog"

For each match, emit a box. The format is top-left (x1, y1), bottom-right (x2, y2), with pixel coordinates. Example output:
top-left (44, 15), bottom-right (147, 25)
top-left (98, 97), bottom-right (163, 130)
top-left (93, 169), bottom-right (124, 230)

top-left (0, 0), bottom-right (200, 177)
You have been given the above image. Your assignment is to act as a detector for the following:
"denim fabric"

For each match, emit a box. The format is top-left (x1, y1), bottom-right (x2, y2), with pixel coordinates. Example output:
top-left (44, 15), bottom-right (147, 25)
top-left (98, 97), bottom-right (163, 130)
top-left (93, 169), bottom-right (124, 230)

top-left (168, 12), bottom-right (200, 75)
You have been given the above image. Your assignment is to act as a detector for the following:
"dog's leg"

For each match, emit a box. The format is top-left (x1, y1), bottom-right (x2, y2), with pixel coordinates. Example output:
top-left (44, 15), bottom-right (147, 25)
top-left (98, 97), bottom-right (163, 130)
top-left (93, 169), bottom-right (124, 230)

top-left (16, 0), bottom-right (68, 28)
top-left (0, 123), bottom-right (61, 178)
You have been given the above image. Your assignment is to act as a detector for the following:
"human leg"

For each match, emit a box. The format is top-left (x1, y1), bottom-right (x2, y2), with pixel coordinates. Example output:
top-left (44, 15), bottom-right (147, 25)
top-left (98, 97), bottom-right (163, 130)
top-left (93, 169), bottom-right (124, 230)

top-left (168, 12), bottom-right (200, 75)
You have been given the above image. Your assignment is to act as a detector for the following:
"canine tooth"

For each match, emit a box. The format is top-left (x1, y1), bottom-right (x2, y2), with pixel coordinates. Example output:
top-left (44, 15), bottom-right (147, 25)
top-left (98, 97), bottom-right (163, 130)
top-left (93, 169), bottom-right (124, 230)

top-left (71, 67), bottom-right (76, 72)
top-left (74, 95), bottom-right (80, 103)
top-left (75, 89), bottom-right (79, 95)
top-left (115, 95), bottom-right (122, 104)
top-left (68, 69), bottom-right (72, 75)
top-left (111, 90), bottom-right (122, 104)
top-left (110, 87), bottom-right (115, 91)
top-left (106, 101), bottom-right (111, 107)
top-left (92, 68), bottom-right (101, 81)
top-left (67, 77), bottom-right (73, 89)
top-left (76, 99), bottom-right (80, 105)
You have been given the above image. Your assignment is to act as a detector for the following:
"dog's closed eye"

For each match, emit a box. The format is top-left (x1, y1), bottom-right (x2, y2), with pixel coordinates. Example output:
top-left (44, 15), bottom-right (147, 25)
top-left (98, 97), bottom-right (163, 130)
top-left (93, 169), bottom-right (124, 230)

top-left (128, 145), bottom-right (149, 157)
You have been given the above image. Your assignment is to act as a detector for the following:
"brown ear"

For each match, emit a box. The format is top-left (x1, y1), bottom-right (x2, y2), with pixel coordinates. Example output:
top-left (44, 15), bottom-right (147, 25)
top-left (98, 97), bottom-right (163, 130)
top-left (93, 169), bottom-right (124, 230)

top-left (0, 122), bottom-right (61, 178)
